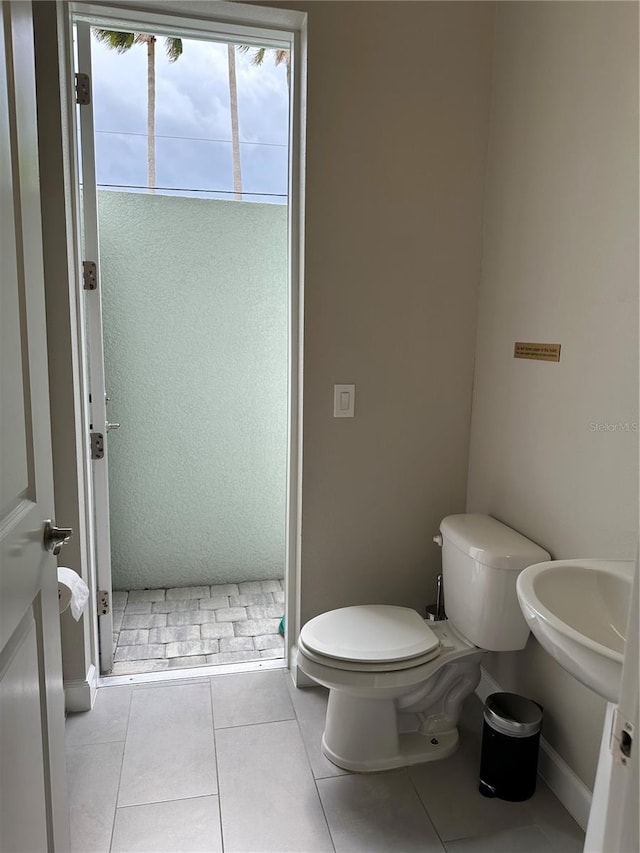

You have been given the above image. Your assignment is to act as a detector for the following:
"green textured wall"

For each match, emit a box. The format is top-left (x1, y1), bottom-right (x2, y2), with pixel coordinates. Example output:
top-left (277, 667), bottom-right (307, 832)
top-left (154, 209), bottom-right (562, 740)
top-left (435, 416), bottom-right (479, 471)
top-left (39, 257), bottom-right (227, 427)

top-left (98, 192), bottom-right (288, 589)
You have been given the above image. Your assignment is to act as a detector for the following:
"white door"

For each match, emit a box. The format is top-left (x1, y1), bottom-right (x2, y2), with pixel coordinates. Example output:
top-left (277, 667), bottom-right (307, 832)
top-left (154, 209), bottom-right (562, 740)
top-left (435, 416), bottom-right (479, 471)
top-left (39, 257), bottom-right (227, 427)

top-left (0, 2), bottom-right (70, 849)
top-left (75, 22), bottom-right (115, 674)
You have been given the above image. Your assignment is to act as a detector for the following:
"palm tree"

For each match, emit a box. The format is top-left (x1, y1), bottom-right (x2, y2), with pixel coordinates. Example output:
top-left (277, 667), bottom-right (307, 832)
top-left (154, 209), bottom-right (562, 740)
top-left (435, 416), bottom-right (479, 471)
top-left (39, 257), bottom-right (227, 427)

top-left (227, 44), bottom-right (242, 200)
top-left (93, 30), bottom-right (183, 191)
top-left (238, 45), bottom-right (290, 90)
top-left (233, 45), bottom-right (290, 202)
top-left (94, 31), bottom-right (245, 200)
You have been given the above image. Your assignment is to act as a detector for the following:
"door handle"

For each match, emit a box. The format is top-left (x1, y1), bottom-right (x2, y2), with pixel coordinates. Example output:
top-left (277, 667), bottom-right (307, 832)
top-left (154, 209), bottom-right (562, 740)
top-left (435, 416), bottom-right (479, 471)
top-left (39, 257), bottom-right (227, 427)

top-left (106, 421), bottom-right (120, 431)
top-left (43, 520), bottom-right (73, 555)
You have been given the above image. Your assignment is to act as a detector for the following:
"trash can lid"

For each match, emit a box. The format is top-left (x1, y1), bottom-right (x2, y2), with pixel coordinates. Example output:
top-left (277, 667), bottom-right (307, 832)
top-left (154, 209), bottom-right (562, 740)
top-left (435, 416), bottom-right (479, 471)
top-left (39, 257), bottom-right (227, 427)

top-left (484, 692), bottom-right (542, 738)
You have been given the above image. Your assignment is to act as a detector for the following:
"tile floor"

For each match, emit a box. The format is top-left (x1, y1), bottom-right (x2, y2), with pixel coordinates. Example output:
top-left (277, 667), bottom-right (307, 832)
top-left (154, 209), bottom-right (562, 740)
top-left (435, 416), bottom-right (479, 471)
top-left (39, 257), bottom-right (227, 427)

top-left (66, 671), bottom-right (586, 853)
top-left (111, 581), bottom-right (285, 676)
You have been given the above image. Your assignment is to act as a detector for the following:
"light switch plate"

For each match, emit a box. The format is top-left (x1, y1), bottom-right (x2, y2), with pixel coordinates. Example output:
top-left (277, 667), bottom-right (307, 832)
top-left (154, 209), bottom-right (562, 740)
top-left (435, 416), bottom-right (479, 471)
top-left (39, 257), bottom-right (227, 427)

top-left (334, 384), bottom-right (355, 418)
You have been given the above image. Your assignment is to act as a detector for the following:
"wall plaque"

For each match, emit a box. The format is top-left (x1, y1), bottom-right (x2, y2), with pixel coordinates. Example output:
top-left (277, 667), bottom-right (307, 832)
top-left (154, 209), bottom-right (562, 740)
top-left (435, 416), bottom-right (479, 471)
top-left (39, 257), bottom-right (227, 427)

top-left (514, 342), bottom-right (561, 362)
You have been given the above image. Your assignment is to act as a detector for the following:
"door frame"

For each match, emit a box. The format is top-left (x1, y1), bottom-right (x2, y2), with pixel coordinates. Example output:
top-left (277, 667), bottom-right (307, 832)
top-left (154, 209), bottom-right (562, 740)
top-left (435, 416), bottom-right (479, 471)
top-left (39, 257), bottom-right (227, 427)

top-left (74, 20), bottom-right (115, 673)
top-left (62, 0), bottom-right (307, 680)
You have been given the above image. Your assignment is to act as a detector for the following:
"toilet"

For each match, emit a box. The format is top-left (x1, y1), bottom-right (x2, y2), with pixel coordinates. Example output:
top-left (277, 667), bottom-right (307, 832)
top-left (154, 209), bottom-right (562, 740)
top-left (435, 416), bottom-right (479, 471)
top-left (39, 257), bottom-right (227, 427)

top-left (296, 514), bottom-right (550, 772)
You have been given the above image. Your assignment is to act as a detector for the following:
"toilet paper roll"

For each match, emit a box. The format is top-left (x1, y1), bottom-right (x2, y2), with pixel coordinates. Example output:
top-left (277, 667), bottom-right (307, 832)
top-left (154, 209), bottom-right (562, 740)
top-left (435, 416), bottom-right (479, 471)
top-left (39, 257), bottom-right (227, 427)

top-left (58, 567), bottom-right (90, 620)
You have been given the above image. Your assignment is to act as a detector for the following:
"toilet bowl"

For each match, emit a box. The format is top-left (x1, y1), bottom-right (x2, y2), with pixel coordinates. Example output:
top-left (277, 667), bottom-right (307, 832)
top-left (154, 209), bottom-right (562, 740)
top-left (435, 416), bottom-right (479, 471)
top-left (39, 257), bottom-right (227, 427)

top-left (298, 606), bottom-right (484, 771)
top-left (296, 515), bottom-right (550, 773)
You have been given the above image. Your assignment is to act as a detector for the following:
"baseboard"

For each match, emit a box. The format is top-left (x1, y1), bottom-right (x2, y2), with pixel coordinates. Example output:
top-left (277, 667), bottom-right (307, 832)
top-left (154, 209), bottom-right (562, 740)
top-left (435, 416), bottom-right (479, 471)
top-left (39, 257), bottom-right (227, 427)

top-left (476, 667), bottom-right (592, 830)
top-left (64, 663), bottom-right (97, 713)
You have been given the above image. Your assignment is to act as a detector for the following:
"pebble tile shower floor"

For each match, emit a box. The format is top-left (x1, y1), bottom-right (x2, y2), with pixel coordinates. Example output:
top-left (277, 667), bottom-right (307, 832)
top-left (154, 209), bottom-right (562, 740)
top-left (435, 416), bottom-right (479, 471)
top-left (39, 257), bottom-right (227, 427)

top-left (111, 581), bottom-right (285, 675)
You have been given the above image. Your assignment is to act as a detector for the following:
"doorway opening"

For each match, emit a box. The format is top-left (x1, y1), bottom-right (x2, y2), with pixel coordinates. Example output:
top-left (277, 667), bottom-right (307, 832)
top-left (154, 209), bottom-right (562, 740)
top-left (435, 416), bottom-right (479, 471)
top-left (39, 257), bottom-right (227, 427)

top-left (73, 12), bottom-right (300, 679)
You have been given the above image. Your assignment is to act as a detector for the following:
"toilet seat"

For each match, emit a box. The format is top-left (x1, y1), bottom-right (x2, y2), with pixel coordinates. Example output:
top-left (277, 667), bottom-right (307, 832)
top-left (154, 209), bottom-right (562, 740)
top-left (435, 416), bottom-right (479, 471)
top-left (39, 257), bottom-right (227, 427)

top-left (299, 605), bottom-right (441, 671)
top-left (298, 639), bottom-right (442, 672)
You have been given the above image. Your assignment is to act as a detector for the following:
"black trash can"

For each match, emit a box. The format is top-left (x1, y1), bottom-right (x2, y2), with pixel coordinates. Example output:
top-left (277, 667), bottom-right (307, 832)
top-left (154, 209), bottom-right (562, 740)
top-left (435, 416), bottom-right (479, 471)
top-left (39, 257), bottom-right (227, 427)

top-left (479, 692), bottom-right (543, 802)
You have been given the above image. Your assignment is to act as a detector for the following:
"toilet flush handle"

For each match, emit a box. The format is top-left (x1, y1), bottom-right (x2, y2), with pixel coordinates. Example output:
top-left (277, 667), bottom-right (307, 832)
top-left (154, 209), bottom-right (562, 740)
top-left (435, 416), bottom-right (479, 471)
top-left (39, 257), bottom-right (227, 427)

top-left (433, 534), bottom-right (443, 547)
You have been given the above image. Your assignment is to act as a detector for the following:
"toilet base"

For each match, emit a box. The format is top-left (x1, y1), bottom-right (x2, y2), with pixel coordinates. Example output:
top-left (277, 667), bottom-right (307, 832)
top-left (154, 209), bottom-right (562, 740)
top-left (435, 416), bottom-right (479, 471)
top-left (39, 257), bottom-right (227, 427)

top-left (322, 727), bottom-right (459, 772)
top-left (320, 687), bottom-right (462, 773)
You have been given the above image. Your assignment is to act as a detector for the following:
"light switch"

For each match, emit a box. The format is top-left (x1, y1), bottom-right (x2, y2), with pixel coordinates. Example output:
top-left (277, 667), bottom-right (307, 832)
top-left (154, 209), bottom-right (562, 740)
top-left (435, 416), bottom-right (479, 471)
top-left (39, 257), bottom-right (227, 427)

top-left (334, 384), bottom-right (355, 418)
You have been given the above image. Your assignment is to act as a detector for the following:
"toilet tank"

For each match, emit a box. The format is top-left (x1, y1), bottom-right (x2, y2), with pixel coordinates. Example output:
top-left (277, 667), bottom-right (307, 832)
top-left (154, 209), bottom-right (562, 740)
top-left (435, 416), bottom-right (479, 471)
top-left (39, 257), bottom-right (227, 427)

top-left (439, 515), bottom-right (550, 652)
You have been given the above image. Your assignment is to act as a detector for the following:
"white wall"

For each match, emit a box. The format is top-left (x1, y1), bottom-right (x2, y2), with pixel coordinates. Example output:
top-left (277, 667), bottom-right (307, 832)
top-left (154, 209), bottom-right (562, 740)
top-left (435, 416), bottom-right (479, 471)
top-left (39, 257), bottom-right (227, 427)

top-left (467, 1), bottom-right (639, 788)
top-left (98, 192), bottom-right (288, 589)
top-left (278, 0), bottom-right (497, 625)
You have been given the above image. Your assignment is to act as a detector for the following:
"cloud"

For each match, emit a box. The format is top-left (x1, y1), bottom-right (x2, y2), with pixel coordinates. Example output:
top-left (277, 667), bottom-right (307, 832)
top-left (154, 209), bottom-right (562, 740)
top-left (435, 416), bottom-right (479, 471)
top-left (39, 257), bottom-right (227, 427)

top-left (90, 32), bottom-right (289, 201)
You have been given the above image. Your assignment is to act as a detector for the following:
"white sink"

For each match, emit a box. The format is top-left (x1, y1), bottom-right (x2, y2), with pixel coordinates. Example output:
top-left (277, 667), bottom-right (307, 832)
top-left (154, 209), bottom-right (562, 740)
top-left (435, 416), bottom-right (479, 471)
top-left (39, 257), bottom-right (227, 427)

top-left (516, 559), bottom-right (634, 703)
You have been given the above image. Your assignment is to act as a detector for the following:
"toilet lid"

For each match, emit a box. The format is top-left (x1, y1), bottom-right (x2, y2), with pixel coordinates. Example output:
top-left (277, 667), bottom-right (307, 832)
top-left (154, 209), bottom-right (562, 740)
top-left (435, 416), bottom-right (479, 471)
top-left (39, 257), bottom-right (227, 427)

top-left (300, 605), bottom-right (439, 663)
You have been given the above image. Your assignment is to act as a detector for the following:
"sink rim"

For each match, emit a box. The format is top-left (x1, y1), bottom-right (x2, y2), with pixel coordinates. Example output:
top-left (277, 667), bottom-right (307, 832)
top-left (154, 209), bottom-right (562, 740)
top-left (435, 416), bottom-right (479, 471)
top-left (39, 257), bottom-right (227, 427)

top-left (516, 558), bottom-right (634, 664)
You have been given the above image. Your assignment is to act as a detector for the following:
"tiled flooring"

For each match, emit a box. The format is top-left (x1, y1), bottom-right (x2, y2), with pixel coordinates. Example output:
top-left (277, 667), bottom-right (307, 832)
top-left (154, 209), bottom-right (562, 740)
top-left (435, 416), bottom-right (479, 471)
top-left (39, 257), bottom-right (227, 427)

top-left (111, 581), bottom-right (285, 676)
top-left (66, 671), bottom-right (586, 853)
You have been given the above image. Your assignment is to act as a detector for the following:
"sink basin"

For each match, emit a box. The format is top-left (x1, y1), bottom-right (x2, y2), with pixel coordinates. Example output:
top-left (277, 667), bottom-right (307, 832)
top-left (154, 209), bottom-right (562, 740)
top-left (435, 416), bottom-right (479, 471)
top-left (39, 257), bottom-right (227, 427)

top-left (516, 559), bottom-right (634, 702)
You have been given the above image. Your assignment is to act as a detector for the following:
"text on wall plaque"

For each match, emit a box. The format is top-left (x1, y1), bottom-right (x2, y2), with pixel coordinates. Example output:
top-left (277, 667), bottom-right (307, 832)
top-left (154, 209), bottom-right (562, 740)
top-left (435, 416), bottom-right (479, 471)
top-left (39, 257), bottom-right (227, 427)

top-left (514, 342), bottom-right (561, 362)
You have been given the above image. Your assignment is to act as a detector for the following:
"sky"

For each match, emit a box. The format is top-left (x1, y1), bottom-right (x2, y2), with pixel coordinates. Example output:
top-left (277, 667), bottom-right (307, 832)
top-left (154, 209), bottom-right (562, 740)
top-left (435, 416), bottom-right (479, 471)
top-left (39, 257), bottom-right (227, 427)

top-left (90, 32), bottom-right (290, 203)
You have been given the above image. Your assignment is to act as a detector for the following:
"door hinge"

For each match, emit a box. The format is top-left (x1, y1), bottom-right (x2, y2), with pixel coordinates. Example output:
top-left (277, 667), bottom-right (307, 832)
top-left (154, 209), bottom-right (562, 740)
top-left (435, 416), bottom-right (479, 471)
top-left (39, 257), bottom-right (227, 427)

top-left (90, 432), bottom-right (104, 459)
top-left (83, 261), bottom-right (97, 290)
top-left (611, 708), bottom-right (634, 767)
top-left (97, 590), bottom-right (110, 616)
top-left (75, 72), bottom-right (91, 106)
